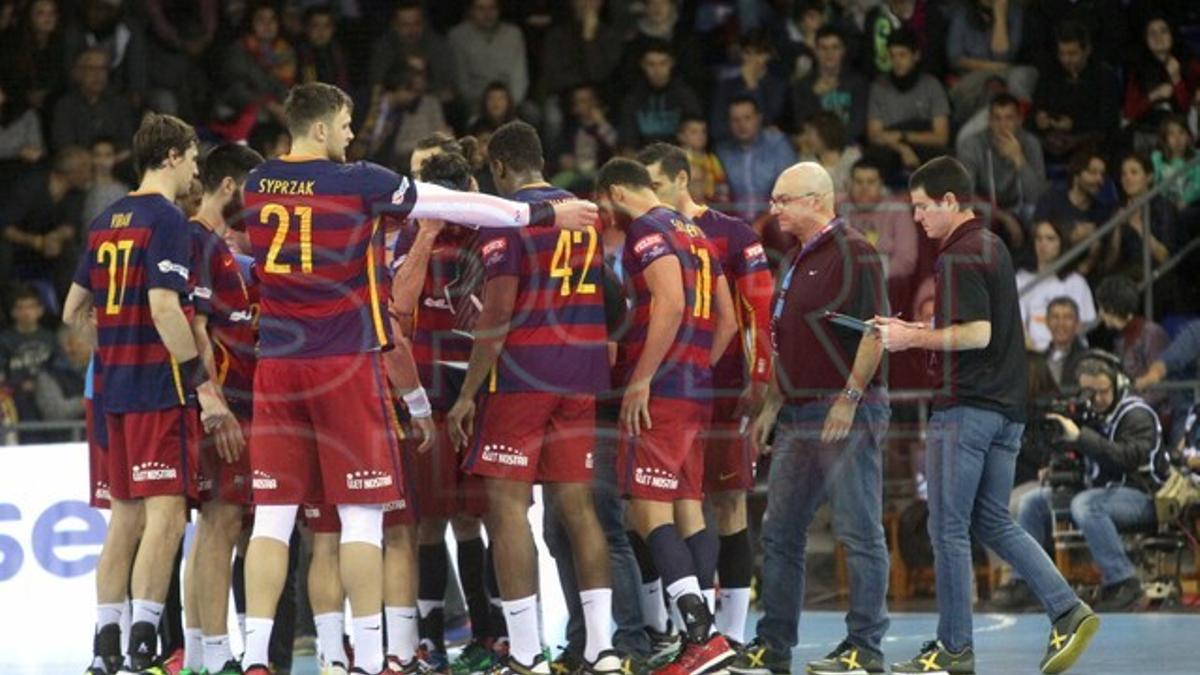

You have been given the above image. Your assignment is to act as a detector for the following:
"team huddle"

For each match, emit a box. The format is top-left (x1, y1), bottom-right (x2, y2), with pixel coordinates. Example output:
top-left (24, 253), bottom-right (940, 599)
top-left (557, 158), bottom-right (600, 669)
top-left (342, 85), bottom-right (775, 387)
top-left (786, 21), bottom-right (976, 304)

top-left (66, 82), bottom-right (775, 675)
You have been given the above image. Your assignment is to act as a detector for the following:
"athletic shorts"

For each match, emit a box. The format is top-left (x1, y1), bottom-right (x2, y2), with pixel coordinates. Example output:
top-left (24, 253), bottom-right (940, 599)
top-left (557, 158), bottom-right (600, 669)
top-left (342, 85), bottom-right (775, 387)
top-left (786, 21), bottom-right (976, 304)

top-left (463, 392), bottom-right (595, 484)
top-left (86, 399), bottom-right (110, 509)
top-left (618, 398), bottom-right (710, 502)
top-left (198, 416), bottom-right (253, 505)
top-left (302, 497), bottom-right (415, 535)
top-left (702, 396), bottom-right (755, 493)
top-left (407, 412), bottom-right (487, 519)
top-left (250, 353), bottom-right (405, 506)
top-left (105, 406), bottom-right (201, 501)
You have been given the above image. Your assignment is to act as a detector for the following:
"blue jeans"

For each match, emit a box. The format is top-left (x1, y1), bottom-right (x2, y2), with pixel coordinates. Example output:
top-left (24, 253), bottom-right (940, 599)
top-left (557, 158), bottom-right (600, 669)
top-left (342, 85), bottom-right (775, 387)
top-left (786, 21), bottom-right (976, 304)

top-left (925, 406), bottom-right (1078, 652)
top-left (543, 418), bottom-right (649, 658)
top-left (1015, 485), bottom-right (1155, 585)
top-left (757, 399), bottom-right (891, 653)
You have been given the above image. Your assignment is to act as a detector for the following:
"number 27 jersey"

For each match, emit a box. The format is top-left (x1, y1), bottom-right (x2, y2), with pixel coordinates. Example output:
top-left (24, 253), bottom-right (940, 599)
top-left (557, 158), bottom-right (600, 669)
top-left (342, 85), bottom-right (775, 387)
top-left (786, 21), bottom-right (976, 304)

top-left (72, 193), bottom-right (193, 413)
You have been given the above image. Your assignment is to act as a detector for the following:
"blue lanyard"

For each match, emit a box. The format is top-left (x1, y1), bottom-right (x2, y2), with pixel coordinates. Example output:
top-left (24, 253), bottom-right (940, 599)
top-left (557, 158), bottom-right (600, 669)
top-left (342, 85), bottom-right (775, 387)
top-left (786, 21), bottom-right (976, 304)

top-left (771, 219), bottom-right (840, 324)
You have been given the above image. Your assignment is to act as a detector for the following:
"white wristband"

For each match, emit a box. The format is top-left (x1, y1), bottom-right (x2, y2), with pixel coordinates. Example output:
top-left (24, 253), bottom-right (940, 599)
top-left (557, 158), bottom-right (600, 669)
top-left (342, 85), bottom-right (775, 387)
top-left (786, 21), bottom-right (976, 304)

top-left (402, 387), bottom-right (432, 419)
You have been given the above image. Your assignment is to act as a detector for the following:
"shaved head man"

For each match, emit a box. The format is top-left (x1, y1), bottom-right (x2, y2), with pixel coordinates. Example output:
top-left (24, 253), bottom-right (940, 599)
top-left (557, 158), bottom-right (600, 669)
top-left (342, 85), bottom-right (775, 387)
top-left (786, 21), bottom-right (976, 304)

top-left (730, 162), bottom-right (892, 675)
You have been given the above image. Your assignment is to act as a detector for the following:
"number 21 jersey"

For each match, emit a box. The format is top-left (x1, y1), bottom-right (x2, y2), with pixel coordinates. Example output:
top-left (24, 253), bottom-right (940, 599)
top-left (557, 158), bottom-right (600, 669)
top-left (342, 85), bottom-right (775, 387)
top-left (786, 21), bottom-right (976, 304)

top-left (73, 193), bottom-right (193, 412)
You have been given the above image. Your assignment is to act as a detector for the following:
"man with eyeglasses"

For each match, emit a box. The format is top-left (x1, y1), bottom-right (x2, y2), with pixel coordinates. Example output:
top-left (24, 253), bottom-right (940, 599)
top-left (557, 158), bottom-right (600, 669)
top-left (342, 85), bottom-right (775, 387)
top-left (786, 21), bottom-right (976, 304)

top-left (729, 162), bottom-right (892, 675)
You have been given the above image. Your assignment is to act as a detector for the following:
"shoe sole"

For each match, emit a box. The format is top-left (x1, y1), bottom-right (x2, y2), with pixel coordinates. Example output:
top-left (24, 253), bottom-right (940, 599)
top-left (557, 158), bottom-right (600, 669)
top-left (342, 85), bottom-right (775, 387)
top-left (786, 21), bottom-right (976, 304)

top-left (1040, 614), bottom-right (1100, 674)
top-left (726, 667), bottom-right (784, 675)
top-left (687, 648), bottom-right (737, 675)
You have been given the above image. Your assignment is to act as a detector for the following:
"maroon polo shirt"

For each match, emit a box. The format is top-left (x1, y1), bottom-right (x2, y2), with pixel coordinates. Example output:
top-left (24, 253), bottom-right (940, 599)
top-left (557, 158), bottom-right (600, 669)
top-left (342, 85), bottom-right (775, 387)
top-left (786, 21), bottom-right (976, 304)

top-left (772, 220), bottom-right (888, 405)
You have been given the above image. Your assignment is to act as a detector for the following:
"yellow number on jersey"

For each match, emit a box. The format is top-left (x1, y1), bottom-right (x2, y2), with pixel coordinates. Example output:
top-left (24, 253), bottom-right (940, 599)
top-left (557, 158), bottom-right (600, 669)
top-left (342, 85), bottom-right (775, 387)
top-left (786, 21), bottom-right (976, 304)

top-left (548, 227), bottom-right (599, 296)
top-left (96, 239), bottom-right (134, 315)
top-left (262, 203), bottom-right (314, 274)
top-left (690, 243), bottom-right (712, 319)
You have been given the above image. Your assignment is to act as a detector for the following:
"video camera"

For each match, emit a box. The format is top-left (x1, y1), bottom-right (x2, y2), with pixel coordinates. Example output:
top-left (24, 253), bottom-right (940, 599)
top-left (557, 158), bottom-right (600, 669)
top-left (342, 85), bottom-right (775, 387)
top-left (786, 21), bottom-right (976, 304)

top-left (1026, 390), bottom-right (1102, 495)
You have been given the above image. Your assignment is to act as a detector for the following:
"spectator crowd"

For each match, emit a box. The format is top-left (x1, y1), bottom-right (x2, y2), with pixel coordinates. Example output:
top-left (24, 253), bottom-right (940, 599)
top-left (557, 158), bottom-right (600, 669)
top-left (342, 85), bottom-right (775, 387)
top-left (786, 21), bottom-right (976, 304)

top-left (2, 0), bottom-right (1200, 444)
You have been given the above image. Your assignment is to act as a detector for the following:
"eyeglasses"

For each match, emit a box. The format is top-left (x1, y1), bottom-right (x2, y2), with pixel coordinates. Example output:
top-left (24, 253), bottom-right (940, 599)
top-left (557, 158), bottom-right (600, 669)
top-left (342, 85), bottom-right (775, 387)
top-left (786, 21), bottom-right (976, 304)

top-left (768, 192), bottom-right (823, 210)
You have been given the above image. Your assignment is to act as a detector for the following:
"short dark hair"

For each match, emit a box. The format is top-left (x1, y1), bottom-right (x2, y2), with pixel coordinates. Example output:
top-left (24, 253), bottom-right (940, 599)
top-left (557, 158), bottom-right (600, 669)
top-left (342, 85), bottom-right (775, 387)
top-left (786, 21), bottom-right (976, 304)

top-left (413, 132), bottom-right (481, 170)
top-left (678, 114), bottom-right (706, 129)
top-left (637, 143), bottom-right (691, 181)
top-left (283, 82), bottom-right (353, 137)
top-left (304, 4), bottom-right (335, 23)
top-left (52, 145), bottom-right (90, 173)
top-left (9, 283), bottom-right (41, 308)
top-left (886, 27), bottom-right (919, 52)
top-left (909, 156), bottom-right (974, 207)
top-left (640, 38), bottom-right (674, 60)
top-left (728, 95), bottom-right (760, 113)
top-left (1095, 275), bottom-right (1140, 317)
top-left (851, 157), bottom-right (884, 177)
top-left (1046, 295), bottom-right (1080, 318)
top-left (1056, 20), bottom-right (1091, 50)
top-left (990, 92), bottom-right (1021, 112)
top-left (739, 29), bottom-right (773, 56)
top-left (488, 120), bottom-right (544, 174)
top-left (804, 111), bottom-right (847, 151)
top-left (200, 144), bottom-right (265, 193)
top-left (132, 113), bottom-right (198, 175)
top-left (418, 152), bottom-right (473, 191)
top-left (1067, 146), bottom-right (1104, 177)
top-left (815, 25), bottom-right (845, 45)
top-left (596, 158), bottom-right (653, 195)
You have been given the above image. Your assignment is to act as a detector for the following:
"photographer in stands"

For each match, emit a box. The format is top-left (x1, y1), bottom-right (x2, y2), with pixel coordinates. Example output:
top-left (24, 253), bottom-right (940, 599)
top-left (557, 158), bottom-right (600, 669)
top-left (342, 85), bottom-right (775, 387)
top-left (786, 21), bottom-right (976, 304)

top-left (995, 351), bottom-right (1167, 612)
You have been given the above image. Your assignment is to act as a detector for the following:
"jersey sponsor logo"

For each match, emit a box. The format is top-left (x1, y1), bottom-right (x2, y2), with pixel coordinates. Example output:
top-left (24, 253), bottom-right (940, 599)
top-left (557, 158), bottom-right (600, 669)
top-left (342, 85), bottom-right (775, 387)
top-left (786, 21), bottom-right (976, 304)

top-left (252, 470), bottom-right (278, 490)
top-left (585, 452), bottom-right (593, 470)
top-left (390, 176), bottom-right (411, 205)
top-left (383, 498), bottom-right (408, 513)
top-left (634, 233), bottom-right (666, 254)
top-left (92, 481), bottom-right (110, 502)
top-left (480, 443), bottom-right (529, 467)
top-left (423, 296), bottom-right (451, 310)
top-left (131, 461), bottom-right (178, 482)
top-left (229, 310), bottom-right (254, 323)
top-left (303, 505), bottom-right (322, 519)
top-left (346, 470), bottom-right (393, 490)
top-left (743, 243), bottom-right (766, 263)
top-left (634, 466), bottom-right (679, 490)
top-left (481, 238), bottom-right (507, 257)
top-left (196, 476), bottom-right (213, 492)
top-left (192, 286), bottom-right (213, 300)
top-left (157, 259), bottom-right (189, 279)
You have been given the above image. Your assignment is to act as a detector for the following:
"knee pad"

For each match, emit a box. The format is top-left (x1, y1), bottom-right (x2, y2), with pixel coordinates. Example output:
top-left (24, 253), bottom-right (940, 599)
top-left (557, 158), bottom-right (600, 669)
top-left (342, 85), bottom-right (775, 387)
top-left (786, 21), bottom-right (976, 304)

top-left (337, 504), bottom-right (383, 547)
top-left (250, 504), bottom-right (298, 545)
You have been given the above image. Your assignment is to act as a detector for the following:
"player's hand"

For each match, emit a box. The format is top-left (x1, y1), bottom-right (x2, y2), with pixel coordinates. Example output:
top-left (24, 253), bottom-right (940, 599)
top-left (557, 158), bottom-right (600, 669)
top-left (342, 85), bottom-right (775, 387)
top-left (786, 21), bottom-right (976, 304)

top-left (751, 404), bottom-right (779, 456)
top-left (620, 385), bottom-right (652, 436)
top-left (412, 414), bottom-right (437, 453)
top-left (821, 395), bottom-right (857, 444)
top-left (447, 398), bottom-right (476, 450)
top-left (735, 381), bottom-right (768, 422)
top-left (551, 199), bottom-right (600, 231)
top-left (197, 382), bottom-right (244, 461)
top-left (212, 417), bottom-right (244, 463)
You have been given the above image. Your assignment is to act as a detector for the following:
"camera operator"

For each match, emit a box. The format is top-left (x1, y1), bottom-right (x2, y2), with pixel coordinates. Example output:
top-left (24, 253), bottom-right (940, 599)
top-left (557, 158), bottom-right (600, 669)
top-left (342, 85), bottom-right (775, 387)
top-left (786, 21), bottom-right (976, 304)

top-left (996, 351), bottom-right (1167, 612)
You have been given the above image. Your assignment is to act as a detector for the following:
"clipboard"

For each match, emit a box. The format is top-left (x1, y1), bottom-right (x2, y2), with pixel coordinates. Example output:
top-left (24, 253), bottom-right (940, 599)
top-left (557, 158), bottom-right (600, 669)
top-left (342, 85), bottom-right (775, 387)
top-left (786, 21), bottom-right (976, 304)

top-left (823, 310), bottom-right (875, 334)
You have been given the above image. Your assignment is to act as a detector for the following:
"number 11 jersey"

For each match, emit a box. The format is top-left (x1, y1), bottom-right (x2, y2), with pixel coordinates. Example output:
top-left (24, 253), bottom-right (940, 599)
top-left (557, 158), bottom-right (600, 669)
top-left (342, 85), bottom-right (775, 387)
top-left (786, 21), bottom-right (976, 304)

top-left (73, 193), bottom-right (193, 413)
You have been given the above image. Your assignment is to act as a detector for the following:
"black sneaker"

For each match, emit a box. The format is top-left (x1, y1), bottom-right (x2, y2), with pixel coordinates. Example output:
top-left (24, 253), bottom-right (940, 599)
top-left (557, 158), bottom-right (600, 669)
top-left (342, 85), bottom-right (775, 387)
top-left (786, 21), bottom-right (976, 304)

top-left (805, 640), bottom-right (884, 674)
top-left (550, 649), bottom-right (583, 675)
top-left (124, 621), bottom-right (159, 672)
top-left (1093, 578), bottom-right (1147, 612)
top-left (727, 638), bottom-right (791, 675)
top-left (1039, 602), bottom-right (1099, 674)
top-left (645, 628), bottom-right (682, 668)
top-left (989, 580), bottom-right (1039, 612)
top-left (89, 623), bottom-right (123, 675)
top-left (487, 654), bottom-right (552, 675)
top-left (891, 641), bottom-right (975, 675)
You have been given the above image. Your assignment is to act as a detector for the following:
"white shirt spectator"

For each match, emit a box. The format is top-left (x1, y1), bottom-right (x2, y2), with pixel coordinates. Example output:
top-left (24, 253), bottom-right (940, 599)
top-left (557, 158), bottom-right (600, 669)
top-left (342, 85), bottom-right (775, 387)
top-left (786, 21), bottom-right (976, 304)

top-left (1016, 269), bottom-right (1096, 351)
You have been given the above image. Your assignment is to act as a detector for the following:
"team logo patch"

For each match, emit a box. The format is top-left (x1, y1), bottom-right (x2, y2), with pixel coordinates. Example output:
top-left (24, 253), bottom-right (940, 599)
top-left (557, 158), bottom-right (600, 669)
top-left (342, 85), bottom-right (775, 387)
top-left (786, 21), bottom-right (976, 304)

top-left (481, 238), bottom-right (507, 257)
top-left (390, 176), bottom-right (411, 205)
top-left (634, 233), bottom-right (666, 254)
top-left (158, 260), bottom-right (189, 279)
top-left (743, 243), bottom-right (766, 261)
top-left (192, 286), bottom-right (213, 300)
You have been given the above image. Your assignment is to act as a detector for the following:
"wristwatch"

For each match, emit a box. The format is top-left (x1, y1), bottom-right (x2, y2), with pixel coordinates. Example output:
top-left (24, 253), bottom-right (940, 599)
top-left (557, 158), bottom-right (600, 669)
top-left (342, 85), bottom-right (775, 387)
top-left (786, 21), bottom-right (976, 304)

top-left (840, 387), bottom-right (864, 402)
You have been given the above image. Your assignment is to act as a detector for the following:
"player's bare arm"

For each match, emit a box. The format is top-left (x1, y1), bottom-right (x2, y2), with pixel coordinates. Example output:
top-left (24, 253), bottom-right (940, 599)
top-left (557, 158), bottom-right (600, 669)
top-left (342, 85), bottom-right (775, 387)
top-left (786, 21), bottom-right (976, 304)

top-left (63, 282), bottom-right (96, 347)
top-left (189, 312), bottom-right (242, 463)
top-left (381, 325), bottom-right (436, 453)
top-left (448, 275), bottom-right (518, 449)
top-left (709, 271), bottom-right (737, 368)
top-left (148, 288), bottom-right (242, 457)
top-left (735, 265), bottom-right (774, 419)
top-left (622, 255), bottom-right (685, 436)
top-left (389, 223), bottom-right (442, 334)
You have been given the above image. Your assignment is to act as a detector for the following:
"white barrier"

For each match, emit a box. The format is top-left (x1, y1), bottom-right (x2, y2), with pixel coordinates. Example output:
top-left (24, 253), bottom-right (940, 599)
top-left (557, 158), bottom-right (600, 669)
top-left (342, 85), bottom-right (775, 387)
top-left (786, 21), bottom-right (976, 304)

top-left (0, 443), bottom-right (567, 674)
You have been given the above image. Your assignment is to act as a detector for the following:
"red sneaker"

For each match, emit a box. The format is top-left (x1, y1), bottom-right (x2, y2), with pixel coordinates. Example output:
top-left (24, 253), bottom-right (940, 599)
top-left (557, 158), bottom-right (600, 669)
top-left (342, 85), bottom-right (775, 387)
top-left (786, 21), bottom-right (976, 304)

top-left (655, 634), bottom-right (735, 675)
top-left (161, 647), bottom-right (185, 675)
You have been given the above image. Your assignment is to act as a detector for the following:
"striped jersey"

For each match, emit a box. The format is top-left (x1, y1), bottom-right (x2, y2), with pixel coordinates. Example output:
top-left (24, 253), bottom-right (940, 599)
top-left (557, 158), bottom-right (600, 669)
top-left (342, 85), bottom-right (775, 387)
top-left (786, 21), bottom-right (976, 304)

top-left (243, 157), bottom-right (420, 359)
top-left (621, 206), bottom-right (723, 400)
top-left (72, 193), bottom-right (193, 413)
top-left (692, 207), bottom-right (772, 394)
top-left (393, 225), bottom-right (476, 409)
top-left (189, 219), bottom-right (257, 415)
top-left (475, 185), bottom-right (609, 394)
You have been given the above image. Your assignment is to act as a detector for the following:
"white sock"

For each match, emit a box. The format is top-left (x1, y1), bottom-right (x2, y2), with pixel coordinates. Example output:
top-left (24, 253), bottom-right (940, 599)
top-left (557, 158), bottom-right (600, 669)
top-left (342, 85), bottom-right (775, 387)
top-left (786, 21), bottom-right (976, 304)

top-left (579, 588), bottom-right (614, 662)
top-left (202, 635), bottom-right (233, 672)
top-left (120, 601), bottom-right (132, 653)
top-left (352, 613), bottom-right (385, 674)
top-left (640, 581), bottom-right (669, 633)
top-left (715, 588), bottom-right (752, 643)
top-left (501, 596), bottom-right (541, 665)
top-left (385, 606), bottom-right (418, 662)
top-left (236, 613), bottom-right (246, 643)
top-left (183, 628), bottom-right (203, 670)
top-left (665, 576), bottom-right (703, 618)
top-left (131, 599), bottom-right (165, 628)
top-left (240, 617), bottom-right (273, 668)
top-left (97, 603), bottom-right (123, 629)
top-left (314, 612), bottom-right (348, 666)
top-left (702, 589), bottom-right (716, 614)
top-left (416, 599), bottom-right (443, 618)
